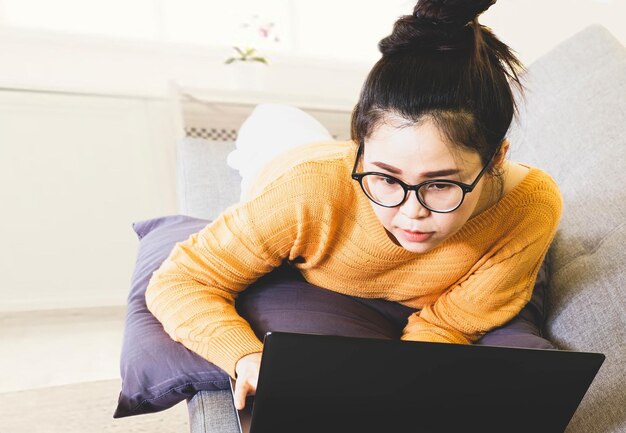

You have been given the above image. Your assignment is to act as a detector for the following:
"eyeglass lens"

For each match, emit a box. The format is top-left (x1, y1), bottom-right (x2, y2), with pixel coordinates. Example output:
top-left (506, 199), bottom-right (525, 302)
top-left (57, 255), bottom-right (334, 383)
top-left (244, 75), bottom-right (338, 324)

top-left (361, 174), bottom-right (464, 211)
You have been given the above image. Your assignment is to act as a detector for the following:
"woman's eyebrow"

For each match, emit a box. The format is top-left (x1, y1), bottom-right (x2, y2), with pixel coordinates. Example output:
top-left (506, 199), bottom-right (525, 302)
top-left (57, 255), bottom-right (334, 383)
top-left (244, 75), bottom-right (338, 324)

top-left (370, 161), bottom-right (462, 178)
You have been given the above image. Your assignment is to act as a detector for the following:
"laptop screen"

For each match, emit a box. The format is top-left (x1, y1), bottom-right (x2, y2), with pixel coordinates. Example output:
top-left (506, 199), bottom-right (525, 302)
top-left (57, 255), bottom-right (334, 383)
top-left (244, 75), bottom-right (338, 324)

top-left (241, 332), bottom-right (604, 433)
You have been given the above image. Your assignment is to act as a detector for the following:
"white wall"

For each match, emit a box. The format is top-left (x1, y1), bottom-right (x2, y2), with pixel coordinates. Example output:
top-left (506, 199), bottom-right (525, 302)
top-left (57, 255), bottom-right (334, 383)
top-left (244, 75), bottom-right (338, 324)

top-left (480, 0), bottom-right (626, 66)
top-left (0, 28), bottom-right (369, 109)
top-left (0, 90), bottom-right (178, 311)
top-left (0, 0), bottom-right (624, 102)
top-left (0, 1), bottom-right (623, 312)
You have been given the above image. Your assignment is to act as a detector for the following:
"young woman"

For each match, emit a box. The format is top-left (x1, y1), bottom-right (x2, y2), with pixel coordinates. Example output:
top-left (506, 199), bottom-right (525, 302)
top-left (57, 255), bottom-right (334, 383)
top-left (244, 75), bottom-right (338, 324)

top-left (146, 0), bottom-right (562, 412)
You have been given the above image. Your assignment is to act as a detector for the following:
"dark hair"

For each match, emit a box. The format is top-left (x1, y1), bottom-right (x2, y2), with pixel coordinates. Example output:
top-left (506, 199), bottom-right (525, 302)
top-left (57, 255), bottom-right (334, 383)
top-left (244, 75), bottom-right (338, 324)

top-left (351, 0), bottom-right (525, 172)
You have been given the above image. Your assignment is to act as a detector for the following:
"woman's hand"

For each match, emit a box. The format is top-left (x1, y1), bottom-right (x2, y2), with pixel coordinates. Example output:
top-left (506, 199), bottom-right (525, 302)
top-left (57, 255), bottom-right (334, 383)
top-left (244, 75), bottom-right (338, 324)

top-left (233, 352), bottom-right (262, 410)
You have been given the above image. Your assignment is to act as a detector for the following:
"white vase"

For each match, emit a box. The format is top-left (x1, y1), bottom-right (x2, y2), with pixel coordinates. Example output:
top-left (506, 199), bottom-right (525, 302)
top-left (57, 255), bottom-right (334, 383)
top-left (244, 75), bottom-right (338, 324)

top-left (230, 61), bottom-right (269, 92)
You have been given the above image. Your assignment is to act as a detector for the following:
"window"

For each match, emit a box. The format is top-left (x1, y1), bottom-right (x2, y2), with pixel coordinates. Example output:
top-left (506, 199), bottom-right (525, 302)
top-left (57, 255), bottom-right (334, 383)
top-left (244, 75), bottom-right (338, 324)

top-left (161, 0), bottom-right (290, 51)
top-left (2, 0), bottom-right (160, 40)
top-left (293, 0), bottom-right (411, 61)
top-left (0, 0), bottom-right (412, 61)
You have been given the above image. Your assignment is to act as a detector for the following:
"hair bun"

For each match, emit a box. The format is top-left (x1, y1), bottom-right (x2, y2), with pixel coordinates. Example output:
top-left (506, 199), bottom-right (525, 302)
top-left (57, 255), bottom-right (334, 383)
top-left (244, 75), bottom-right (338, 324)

top-left (378, 0), bottom-right (496, 55)
top-left (413, 0), bottom-right (496, 27)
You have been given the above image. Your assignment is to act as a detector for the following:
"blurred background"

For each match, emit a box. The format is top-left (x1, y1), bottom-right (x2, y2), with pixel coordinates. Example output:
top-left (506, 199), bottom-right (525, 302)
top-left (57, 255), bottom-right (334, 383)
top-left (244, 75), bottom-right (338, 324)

top-left (0, 0), bottom-right (623, 428)
top-left (1, 0), bottom-right (625, 97)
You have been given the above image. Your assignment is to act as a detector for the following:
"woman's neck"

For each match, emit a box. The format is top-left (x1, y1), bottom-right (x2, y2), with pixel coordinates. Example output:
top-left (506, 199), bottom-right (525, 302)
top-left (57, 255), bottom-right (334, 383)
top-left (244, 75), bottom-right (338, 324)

top-left (470, 164), bottom-right (507, 219)
top-left (471, 161), bottom-right (531, 219)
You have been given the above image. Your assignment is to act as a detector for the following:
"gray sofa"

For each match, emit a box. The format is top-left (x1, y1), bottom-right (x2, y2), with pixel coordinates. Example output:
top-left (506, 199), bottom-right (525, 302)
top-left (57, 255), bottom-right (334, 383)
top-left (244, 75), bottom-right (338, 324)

top-left (178, 24), bottom-right (625, 433)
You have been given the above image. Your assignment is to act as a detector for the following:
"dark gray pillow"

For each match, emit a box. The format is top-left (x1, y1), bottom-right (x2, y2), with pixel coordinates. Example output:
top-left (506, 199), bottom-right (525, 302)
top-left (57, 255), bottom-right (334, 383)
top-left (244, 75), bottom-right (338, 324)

top-left (115, 214), bottom-right (553, 418)
top-left (114, 215), bottom-right (230, 418)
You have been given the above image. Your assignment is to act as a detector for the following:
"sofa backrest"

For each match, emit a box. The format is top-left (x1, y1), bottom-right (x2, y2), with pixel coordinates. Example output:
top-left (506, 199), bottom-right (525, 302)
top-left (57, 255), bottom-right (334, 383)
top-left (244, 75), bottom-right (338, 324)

top-left (176, 24), bottom-right (626, 433)
top-left (507, 24), bottom-right (626, 433)
top-left (177, 137), bottom-right (241, 220)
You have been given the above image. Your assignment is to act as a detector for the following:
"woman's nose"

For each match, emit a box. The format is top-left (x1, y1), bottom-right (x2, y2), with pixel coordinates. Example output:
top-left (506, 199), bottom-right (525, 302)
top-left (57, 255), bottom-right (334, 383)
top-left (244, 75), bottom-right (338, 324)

top-left (400, 190), bottom-right (431, 219)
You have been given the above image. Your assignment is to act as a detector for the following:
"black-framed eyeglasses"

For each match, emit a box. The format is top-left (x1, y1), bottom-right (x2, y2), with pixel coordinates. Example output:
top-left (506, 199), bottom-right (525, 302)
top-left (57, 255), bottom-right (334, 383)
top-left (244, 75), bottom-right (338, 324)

top-left (351, 144), bottom-right (498, 213)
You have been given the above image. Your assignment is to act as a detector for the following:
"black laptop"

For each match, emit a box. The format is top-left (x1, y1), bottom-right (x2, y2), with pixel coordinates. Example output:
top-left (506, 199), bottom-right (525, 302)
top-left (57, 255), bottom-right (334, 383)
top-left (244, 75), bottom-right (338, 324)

top-left (230, 331), bottom-right (604, 433)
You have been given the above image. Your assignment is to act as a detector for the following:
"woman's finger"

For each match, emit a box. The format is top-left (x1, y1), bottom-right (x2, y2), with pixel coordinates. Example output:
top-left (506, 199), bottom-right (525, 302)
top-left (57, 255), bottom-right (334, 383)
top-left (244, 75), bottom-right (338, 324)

top-left (234, 379), bottom-right (249, 410)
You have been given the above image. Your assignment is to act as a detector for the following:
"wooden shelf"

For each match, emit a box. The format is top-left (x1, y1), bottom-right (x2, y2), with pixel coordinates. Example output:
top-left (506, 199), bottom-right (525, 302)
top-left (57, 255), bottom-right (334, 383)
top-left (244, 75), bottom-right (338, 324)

top-left (178, 85), bottom-right (356, 113)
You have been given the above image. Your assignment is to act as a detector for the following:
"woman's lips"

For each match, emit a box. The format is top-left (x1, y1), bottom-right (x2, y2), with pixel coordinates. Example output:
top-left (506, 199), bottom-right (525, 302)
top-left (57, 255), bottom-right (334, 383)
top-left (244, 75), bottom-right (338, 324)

top-left (400, 230), bottom-right (434, 243)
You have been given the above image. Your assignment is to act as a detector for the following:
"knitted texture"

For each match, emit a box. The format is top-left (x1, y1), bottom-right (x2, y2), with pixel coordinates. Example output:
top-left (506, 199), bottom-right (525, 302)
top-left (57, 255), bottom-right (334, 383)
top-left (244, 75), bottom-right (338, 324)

top-left (146, 140), bottom-right (562, 377)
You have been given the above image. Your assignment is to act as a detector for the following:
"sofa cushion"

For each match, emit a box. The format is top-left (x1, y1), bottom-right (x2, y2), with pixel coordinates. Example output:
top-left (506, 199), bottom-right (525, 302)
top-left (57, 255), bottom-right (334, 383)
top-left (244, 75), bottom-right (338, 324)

top-left (177, 138), bottom-right (241, 220)
top-left (507, 24), bottom-right (626, 432)
top-left (114, 215), bottom-right (231, 418)
top-left (238, 260), bottom-right (555, 348)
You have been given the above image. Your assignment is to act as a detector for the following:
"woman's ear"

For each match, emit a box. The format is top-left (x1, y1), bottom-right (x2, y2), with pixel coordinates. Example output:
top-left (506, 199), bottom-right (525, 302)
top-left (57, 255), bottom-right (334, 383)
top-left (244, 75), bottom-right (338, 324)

top-left (490, 138), bottom-right (510, 170)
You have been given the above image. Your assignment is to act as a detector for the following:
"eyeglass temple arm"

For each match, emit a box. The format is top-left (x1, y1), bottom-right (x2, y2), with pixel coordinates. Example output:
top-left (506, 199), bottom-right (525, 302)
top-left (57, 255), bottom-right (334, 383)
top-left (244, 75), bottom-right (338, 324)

top-left (351, 143), bottom-right (363, 176)
top-left (467, 145), bottom-right (502, 190)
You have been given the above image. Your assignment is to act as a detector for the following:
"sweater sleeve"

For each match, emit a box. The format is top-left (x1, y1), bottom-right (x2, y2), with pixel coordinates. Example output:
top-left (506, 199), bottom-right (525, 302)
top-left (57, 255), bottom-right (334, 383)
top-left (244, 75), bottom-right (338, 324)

top-left (145, 167), bottom-right (325, 378)
top-left (401, 186), bottom-right (563, 345)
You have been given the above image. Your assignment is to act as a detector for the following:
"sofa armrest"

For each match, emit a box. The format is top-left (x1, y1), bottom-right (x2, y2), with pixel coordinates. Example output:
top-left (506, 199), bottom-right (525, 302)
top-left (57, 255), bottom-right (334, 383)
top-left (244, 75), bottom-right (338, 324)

top-left (188, 390), bottom-right (240, 433)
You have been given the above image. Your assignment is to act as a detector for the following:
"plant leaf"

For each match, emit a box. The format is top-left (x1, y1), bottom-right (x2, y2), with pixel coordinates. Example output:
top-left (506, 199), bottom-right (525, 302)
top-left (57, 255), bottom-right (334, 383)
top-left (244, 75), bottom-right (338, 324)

top-left (224, 58), bottom-right (236, 64)
top-left (251, 57), bottom-right (269, 64)
top-left (234, 47), bottom-right (245, 56)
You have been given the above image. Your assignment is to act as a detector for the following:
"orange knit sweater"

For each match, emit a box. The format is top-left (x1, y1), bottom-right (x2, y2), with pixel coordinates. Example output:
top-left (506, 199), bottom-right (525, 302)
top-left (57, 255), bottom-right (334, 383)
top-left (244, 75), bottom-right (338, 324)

top-left (146, 140), bottom-right (562, 378)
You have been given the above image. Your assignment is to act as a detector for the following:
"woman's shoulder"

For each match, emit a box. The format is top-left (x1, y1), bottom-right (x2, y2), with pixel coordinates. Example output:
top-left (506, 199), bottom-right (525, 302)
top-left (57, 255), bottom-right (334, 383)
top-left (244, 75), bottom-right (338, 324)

top-left (501, 161), bottom-right (563, 221)
top-left (461, 163), bottom-right (563, 244)
top-left (509, 162), bottom-right (561, 199)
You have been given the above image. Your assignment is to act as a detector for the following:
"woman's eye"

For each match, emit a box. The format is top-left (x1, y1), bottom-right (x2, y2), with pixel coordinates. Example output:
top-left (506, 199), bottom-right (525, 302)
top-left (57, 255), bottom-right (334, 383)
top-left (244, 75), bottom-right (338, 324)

top-left (428, 183), bottom-right (451, 191)
top-left (382, 177), bottom-right (398, 185)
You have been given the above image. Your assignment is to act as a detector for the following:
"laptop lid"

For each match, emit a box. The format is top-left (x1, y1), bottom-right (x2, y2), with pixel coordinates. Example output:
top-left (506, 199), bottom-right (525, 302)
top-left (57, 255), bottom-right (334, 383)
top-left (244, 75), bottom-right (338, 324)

top-left (244, 331), bottom-right (604, 433)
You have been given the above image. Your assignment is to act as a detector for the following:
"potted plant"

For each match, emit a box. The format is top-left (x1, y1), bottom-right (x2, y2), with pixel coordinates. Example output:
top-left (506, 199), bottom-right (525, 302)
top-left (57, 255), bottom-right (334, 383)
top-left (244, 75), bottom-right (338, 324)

top-left (224, 16), bottom-right (280, 90)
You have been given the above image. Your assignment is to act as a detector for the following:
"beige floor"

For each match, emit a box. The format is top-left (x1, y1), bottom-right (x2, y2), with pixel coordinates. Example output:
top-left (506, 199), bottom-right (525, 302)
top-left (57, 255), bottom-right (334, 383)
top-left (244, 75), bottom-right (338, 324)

top-left (0, 307), bottom-right (127, 393)
top-left (0, 379), bottom-right (189, 433)
top-left (0, 307), bottom-right (189, 432)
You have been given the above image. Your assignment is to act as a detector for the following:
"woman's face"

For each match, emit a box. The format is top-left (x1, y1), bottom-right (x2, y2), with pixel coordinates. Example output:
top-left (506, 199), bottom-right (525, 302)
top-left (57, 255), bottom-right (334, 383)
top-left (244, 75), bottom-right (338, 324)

top-left (361, 116), bottom-right (492, 254)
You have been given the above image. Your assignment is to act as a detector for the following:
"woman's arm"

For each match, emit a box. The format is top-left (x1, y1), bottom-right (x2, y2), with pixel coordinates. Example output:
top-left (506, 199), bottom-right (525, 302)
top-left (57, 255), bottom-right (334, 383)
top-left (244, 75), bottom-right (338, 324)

top-left (145, 150), bottom-right (345, 378)
top-left (145, 176), bottom-right (319, 377)
top-left (145, 205), bottom-right (277, 377)
top-left (402, 189), bottom-right (563, 345)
